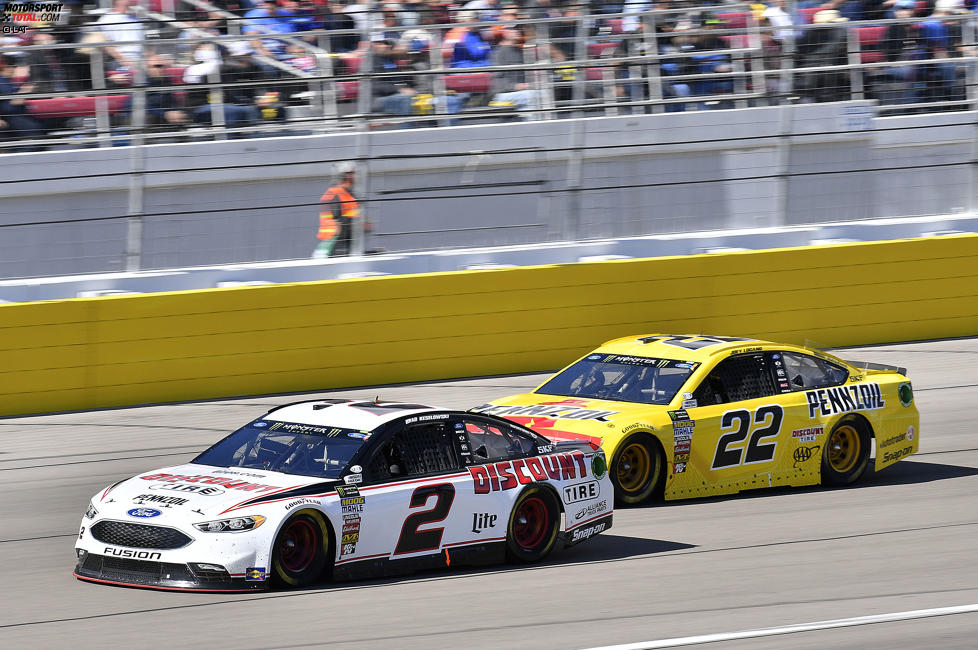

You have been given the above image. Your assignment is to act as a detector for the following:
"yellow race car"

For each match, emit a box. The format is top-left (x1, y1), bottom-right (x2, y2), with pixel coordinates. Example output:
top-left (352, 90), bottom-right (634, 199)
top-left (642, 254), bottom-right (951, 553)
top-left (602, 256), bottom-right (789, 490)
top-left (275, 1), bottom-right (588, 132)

top-left (472, 335), bottom-right (919, 504)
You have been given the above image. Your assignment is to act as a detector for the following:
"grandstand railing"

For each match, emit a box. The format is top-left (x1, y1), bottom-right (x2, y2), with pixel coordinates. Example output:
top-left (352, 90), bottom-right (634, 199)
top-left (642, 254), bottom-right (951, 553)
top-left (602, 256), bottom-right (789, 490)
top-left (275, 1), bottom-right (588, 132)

top-left (3, 5), bottom-right (978, 149)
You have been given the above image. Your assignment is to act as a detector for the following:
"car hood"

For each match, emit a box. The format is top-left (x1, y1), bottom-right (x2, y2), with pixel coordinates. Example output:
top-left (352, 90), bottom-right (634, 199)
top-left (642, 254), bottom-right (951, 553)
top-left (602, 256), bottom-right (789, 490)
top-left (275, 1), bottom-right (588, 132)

top-left (92, 463), bottom-right (341, 520)
top-left (474, 393), bottom-right (673, 445)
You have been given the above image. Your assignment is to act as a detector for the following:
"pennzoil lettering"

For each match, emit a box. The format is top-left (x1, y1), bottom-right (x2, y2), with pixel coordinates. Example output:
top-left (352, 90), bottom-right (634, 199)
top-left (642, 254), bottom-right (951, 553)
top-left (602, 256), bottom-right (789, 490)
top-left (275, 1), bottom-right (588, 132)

top-left (132, 494), bottom-right (188, 507)
top-left (805, 384), bottom-right (885, 418)
top-left (472, 403), bottom-right (618, 422)
top-left (469, 451), bottom-right (588, 494)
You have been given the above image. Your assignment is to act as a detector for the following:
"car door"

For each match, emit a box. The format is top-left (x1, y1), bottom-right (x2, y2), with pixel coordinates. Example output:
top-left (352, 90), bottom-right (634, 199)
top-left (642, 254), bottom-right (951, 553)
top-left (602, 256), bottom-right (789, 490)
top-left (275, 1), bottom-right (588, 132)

top-left (346, 415), bottom-right (476, 568)
top-left (773, 350), bottom-right (853, 482)
top-left (686, 351), bottom-right (790, 493)
top-left (450, 414), bottom-right (543, 541)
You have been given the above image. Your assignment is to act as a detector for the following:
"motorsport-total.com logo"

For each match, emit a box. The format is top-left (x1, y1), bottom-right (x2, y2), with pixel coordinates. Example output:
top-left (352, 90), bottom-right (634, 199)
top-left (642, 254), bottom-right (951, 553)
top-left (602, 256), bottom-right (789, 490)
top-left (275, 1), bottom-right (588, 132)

top-left (1, 2), bottom-right (64, 34)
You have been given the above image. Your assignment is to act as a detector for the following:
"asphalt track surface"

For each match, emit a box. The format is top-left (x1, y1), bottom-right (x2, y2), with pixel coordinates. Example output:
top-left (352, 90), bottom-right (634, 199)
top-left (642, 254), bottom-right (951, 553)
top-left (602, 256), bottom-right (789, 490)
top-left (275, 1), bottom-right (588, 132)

top-left (2, 338), bottom-right (977, 649)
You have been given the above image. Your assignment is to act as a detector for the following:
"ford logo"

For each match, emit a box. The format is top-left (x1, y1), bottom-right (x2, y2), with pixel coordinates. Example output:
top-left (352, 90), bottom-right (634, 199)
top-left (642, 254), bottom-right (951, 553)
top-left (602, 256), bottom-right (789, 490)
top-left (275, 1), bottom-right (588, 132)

top-left (127, 508), bottom-right (162, 518)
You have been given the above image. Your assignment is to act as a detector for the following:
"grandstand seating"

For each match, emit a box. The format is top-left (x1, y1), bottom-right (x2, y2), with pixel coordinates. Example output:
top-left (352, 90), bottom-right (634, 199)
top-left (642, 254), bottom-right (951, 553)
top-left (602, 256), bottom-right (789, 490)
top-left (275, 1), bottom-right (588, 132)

top-left (25, 95), bottom-right (131, 119)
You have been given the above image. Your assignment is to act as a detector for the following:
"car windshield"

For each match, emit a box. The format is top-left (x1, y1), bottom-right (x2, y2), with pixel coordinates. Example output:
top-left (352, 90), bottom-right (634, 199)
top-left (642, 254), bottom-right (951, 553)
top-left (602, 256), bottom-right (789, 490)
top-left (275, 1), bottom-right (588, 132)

top-left (192, 420), bottom-right (370, 479)
top-left (536, 354), bottom-right (699, 405)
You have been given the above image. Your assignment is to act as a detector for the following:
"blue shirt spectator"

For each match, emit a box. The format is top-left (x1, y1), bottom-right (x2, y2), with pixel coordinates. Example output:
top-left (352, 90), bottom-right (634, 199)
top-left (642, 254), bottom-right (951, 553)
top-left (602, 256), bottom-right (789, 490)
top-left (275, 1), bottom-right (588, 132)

top-left (451, 28), bottom-right (492, 67)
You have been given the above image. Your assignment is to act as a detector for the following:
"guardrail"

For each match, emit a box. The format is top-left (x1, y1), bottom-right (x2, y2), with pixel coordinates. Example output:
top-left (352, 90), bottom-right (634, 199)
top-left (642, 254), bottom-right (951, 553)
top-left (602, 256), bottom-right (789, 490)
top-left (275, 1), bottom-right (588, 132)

top-left (1, 233), bottom-right (975, 417)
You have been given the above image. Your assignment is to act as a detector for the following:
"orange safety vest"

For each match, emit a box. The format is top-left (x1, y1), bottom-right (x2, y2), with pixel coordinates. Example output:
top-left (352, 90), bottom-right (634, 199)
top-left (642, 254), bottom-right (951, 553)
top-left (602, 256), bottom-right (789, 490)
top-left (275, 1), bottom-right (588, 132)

top-left (318, 185), bottom-right (361, 240)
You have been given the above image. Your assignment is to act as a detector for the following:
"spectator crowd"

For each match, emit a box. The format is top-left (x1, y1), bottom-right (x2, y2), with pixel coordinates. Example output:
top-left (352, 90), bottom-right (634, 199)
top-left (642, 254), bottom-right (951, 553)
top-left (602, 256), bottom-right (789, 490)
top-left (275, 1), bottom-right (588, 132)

top-left (2, 0), bottom-right (978, 149)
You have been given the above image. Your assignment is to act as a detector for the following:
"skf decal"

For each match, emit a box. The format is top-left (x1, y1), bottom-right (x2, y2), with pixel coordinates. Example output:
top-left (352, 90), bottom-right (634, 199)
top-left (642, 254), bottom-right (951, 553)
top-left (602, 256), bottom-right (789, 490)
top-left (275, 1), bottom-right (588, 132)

top-left (472, 403), bottom-right (618, 422)
top-left (140, 473), bottom-right (281, 493)
top-left (469, 451), bottom-right (587, 494)
top-left (791, 427), bottom-right (823, 443)
top-left (883, 445), bottom-right (913, 463)
top-left (806, 384), bottom-right (884, 418)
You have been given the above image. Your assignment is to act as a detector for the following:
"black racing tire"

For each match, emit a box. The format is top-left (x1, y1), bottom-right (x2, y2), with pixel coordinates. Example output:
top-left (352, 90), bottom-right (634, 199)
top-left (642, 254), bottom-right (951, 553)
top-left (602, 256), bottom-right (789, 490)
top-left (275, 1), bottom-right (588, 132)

top-left (821, 417), bottom-right (872, 486)
top-left (505, 486), bottom-right (561, 563)
top-left (610, 434), bottom-right (664, 505)
top-left (271, 511), bottom-right (330, 588)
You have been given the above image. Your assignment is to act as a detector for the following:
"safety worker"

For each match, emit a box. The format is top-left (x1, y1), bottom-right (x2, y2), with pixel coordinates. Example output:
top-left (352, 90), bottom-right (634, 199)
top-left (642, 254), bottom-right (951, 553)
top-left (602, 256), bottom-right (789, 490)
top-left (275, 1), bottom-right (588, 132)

top-left (314, 162), bottom-right (363, 258)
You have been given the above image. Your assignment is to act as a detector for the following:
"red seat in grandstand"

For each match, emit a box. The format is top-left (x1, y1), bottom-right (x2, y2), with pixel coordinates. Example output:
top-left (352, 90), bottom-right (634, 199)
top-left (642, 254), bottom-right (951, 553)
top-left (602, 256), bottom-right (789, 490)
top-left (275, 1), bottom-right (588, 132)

top-left (721, 34), bottom-right (751, 49)
top-left (857, 26), bottom-right (887, 63)
top-left (25, 95), bottom-right (130, 118)
top-left (717, 12), bottom-right (751, 29)
top-left (337, 80), bottom-right (359, 101)
top-left (338, 53), bottom-right (362, 75)
top-left (444, 72), bottom-right (491, 93)
top-left (165, 66), bottom-right (187, 85)
top-left (799, 7), bottom-right (821, 24)
top-left (585, 67), bottom-right (605, 81)
top-left (587, 42), bottom-right (620, 58)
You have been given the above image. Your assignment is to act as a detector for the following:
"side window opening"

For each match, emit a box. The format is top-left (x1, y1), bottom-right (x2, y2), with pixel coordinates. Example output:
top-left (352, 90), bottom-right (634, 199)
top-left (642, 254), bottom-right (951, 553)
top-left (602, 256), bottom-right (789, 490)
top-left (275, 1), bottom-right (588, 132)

top-left (779, 352), bottom-right (849, 390)
top-left (692, 354), bottom-right (777, 405)
top-left (461, 419), bottom-right (537, 464)
top-left (366, 423), bottom-right (459, 480)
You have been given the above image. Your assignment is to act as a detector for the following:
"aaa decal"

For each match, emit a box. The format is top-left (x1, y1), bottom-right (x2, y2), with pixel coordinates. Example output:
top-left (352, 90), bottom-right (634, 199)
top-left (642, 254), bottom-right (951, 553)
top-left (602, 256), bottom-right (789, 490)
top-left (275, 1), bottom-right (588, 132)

top-left (805, 384), bottom-right (884, 418)
top-left (469, 451), bottom-right (587, 494)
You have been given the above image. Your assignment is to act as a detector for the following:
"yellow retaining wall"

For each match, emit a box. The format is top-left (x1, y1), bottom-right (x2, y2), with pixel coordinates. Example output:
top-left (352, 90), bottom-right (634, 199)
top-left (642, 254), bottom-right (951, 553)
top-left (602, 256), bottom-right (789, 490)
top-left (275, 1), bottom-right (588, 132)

top-left (2, 235), bottom-right (977, 417)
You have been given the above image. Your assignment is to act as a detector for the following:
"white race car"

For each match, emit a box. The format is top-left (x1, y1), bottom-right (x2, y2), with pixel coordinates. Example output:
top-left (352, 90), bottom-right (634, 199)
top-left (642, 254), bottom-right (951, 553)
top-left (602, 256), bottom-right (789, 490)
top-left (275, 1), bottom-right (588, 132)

top-left (75, 399), bottom-right (613, 591)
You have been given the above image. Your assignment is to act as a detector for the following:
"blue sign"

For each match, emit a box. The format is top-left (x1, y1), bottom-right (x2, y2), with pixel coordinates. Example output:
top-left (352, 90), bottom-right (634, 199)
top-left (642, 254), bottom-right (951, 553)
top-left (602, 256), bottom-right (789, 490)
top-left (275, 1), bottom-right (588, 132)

top-left (127, 508), bottom-right (162, 518)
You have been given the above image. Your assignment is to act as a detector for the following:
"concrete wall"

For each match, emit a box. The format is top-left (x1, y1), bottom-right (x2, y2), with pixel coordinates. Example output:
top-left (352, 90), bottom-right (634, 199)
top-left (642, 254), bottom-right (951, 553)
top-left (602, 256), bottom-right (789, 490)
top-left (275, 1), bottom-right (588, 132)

top-left (2, 234), bottom-right (976, 417)
top-left (2, 101), bottom-right (975, 279)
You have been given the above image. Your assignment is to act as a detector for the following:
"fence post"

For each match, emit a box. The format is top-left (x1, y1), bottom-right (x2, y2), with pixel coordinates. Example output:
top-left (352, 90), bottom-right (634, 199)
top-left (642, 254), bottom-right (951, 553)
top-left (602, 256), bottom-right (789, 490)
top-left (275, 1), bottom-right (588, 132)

top-left (565, 118), bottom-right (585, 240)
top-left (90, 47), bottom-right (111, 148)
top-left (847, 28), bottom-right (864, 101)
top-left (774, 102), bottom-right (795, 227)
top-left (354, 129), bottom-right (371, 256)
top-left (125, 53), bottom-right (147, 272)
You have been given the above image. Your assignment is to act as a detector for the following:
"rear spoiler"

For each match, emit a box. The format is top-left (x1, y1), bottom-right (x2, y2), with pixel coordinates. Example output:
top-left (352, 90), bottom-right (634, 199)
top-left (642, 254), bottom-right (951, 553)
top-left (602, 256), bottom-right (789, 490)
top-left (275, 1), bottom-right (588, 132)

top-left (843, 360), bottom-right (908, 376)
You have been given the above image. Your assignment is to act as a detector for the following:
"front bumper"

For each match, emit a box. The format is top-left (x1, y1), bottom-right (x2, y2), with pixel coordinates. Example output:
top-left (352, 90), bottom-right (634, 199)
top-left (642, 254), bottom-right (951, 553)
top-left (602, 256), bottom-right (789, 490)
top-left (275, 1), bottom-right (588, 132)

top-left (74, 552), bottom-right (267, 592)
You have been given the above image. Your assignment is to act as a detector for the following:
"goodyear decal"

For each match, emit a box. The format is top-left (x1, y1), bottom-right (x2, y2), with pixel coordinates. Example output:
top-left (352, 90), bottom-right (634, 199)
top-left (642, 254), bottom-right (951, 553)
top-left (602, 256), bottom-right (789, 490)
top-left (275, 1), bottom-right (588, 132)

top-left (472, 403), bottom-right (618, 422)
top-left (805, 384), bottom-right (884, 418)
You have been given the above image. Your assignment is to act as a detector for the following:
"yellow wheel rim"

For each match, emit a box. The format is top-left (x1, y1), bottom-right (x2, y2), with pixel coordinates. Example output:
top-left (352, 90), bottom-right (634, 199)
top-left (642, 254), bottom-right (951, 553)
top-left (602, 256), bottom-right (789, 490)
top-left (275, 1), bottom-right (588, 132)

top-left (828, 425), bottom-right (860, 473)
top-left (617, 443), bottom-right (652, 493)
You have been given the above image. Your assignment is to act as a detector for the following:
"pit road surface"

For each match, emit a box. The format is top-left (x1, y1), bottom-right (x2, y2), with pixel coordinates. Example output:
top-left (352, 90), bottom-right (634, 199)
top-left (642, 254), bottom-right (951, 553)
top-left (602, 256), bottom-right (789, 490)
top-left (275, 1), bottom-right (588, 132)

top-left (2, 338), bottom-right (976, 649)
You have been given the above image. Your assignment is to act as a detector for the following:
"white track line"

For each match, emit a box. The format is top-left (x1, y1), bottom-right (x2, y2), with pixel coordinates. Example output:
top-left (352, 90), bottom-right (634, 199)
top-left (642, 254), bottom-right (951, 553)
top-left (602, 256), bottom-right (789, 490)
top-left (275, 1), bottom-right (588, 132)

top-left (581, 603), bottom-right (978, 650)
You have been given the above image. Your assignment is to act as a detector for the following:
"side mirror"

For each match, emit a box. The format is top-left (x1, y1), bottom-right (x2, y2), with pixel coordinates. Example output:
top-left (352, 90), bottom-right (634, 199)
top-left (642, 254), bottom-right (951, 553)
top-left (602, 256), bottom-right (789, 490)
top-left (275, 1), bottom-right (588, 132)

top-left (792, 374), bottom-right (805, 387)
